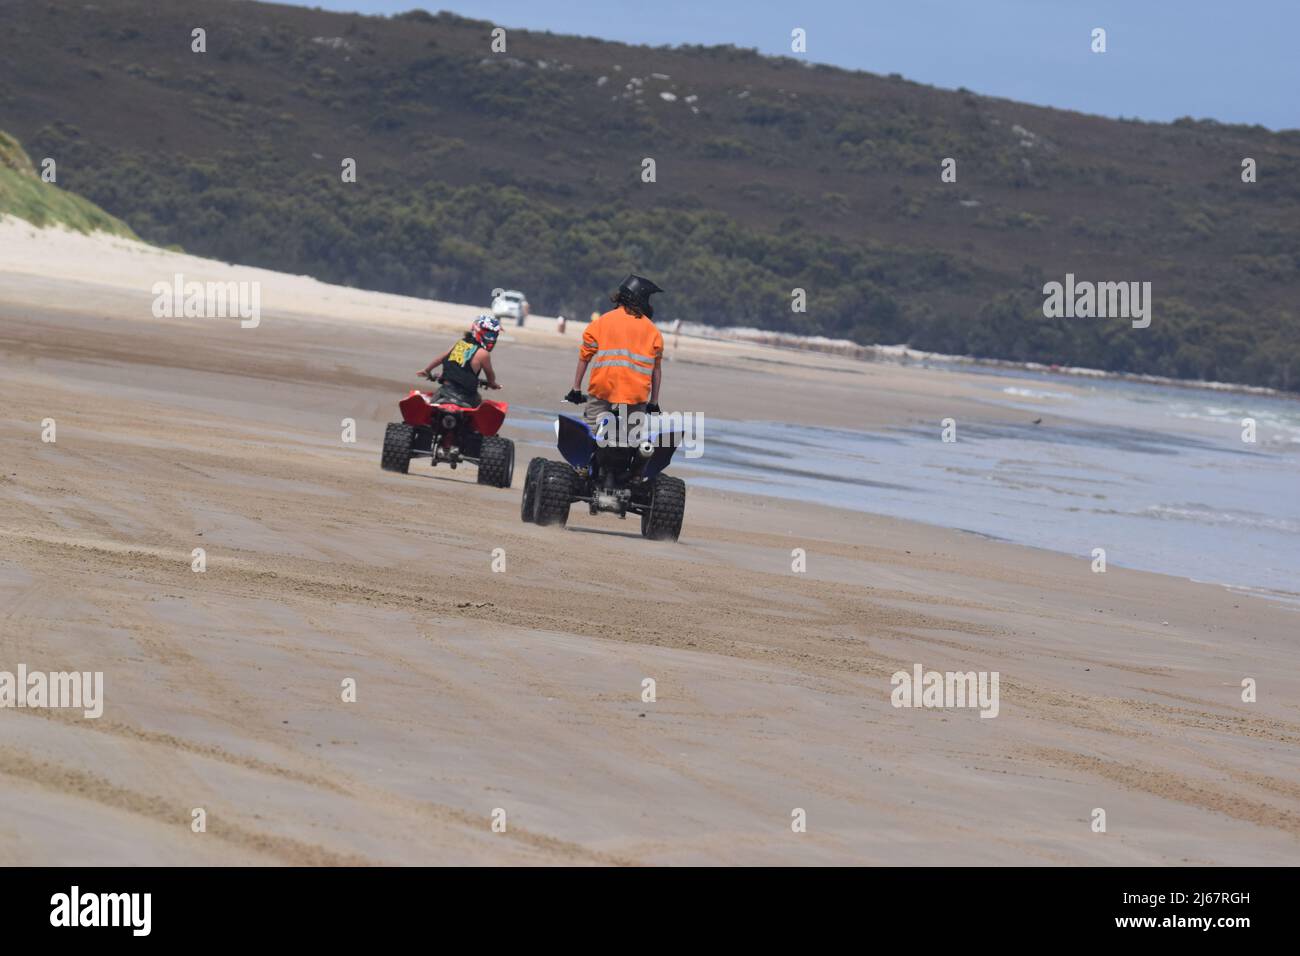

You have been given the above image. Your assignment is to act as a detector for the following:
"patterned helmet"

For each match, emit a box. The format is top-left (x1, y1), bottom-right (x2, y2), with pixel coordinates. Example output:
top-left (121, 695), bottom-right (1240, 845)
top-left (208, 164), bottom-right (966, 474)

top-left (471, 314), bottom-right (501, 350)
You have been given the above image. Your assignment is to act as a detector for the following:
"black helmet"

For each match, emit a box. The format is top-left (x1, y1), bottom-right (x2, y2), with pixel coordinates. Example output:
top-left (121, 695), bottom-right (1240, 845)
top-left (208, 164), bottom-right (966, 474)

top-left (614, 274), bottom-right (663, 317)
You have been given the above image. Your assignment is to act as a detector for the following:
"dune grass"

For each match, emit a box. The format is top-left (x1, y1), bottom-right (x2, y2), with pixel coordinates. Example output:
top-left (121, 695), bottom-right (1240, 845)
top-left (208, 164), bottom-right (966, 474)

top-left (0, 131), bottom-right (136, 238)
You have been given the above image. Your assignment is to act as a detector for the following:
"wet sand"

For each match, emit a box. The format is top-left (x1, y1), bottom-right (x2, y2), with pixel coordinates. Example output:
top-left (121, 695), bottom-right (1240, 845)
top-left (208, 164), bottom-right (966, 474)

top-left (1, 219), bottom-right (1297, 864)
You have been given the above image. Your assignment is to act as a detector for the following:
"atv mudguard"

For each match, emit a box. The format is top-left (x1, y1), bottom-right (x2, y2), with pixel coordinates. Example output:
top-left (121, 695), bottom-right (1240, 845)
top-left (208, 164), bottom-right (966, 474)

top-left (641, 434), bottom-right (680, 479)
top-left (555, 412), bottom-right (682, 478)
top-left (400, 391), bottom-right (508, 437)
top-left (556, 413), bottom-right (596, 469)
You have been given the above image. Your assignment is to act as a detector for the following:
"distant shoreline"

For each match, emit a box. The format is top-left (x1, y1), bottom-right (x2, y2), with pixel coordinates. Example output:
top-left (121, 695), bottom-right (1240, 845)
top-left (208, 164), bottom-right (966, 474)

top-left (676, 322), bottom-right (1298, 400)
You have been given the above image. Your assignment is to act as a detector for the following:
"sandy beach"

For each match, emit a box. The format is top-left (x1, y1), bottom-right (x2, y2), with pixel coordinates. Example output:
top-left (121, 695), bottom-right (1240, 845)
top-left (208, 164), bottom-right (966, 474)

top-left (1, 218), bottom-right (1297, 865)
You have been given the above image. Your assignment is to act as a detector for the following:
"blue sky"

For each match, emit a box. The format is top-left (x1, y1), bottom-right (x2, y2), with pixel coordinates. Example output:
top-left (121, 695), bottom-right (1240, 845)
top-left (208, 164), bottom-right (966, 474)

top-left (270, 0), bottom-right (1297, 130)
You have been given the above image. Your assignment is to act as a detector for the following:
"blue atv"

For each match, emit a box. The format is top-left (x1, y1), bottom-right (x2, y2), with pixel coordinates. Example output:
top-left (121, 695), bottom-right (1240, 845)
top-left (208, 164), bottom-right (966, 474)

top-left (521, 410), bottom-right (686, 541)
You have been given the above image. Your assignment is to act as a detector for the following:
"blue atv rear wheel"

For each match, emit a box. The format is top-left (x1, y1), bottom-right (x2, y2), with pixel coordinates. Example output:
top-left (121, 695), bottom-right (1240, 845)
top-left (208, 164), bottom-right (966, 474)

top-left (520, 456), bottom-right (547, 522)
top-left (535, 461), bottom-right (574, 527)
top-left (641, 474), bottom-right (686, 541)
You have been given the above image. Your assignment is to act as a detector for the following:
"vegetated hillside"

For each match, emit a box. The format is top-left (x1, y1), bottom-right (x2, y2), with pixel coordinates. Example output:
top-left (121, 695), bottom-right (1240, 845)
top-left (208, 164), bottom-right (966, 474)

top-left (0, 130), bottom-right (136, 236)
top-left (2, 0), bottom-right (1298, 389)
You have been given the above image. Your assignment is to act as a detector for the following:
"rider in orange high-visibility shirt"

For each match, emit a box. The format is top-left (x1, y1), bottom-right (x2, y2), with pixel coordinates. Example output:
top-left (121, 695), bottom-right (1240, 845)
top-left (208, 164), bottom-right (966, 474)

top-left (565, 275), bottom-right (665, 436)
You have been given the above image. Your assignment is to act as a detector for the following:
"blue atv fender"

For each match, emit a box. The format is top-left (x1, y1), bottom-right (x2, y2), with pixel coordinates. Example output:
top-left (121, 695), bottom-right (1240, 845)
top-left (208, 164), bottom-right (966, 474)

top-left (555, 413), bottom-right (682, 478)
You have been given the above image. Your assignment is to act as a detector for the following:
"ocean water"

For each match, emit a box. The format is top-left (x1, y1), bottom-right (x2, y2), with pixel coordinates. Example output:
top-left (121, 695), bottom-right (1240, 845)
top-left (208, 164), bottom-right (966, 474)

top-left (511, 373), bottom-right (1300, 599)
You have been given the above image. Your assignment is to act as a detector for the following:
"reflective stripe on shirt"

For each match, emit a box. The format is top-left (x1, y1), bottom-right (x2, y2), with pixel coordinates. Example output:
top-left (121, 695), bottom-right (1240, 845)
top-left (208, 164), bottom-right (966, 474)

top-left (593, 348), bottom-right (657, 365)
top-left (591, 358), bottom-right (653, 376)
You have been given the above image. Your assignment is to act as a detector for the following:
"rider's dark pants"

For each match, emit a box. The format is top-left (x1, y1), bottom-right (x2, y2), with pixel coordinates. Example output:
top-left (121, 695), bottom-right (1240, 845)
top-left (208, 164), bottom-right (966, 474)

top-left (434, 383), bottom-right (481, 408)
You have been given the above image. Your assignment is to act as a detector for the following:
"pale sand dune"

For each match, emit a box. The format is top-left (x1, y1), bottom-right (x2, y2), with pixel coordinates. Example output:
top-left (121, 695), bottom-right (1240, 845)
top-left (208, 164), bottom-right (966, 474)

top-left (1, 220), bottom-right (1297, 865)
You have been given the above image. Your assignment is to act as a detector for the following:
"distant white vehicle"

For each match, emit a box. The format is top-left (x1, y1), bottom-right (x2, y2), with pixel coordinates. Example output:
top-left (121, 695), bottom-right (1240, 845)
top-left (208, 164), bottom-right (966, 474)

top-left (491, 288), bottom-right (529, 326)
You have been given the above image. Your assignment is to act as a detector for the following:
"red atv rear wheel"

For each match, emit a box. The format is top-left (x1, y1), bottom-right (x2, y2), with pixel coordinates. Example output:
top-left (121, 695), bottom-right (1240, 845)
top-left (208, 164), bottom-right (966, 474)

top-left (381, 422), bottom-right (415, 474)
top-left (477, 436), bottom-right (515, 488)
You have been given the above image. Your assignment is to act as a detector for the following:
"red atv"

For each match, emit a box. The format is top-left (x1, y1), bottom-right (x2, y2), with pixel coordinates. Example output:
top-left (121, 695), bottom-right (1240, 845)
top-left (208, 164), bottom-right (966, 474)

top-left (380, 378), bottom-right (515, 488)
